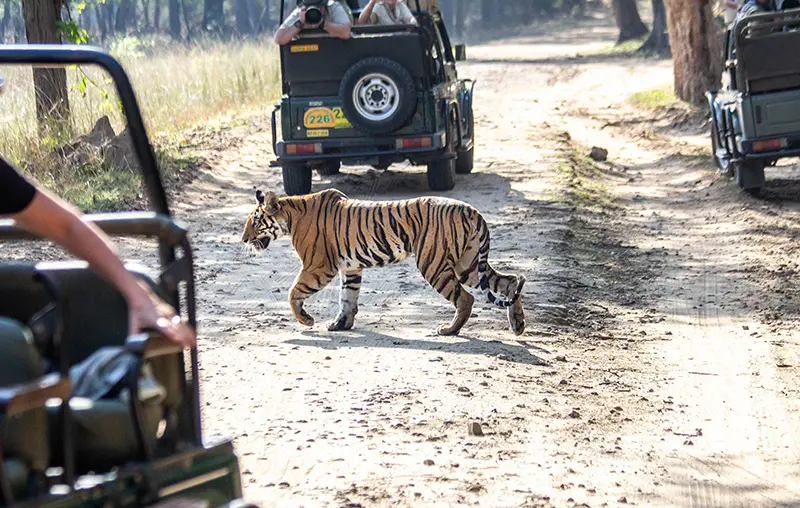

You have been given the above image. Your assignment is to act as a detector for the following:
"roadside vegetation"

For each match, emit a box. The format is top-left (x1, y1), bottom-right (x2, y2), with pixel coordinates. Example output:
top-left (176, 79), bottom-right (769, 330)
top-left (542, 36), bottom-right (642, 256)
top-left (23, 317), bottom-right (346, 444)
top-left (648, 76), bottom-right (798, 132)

top-left (1, 38), bottom-right (279, 210)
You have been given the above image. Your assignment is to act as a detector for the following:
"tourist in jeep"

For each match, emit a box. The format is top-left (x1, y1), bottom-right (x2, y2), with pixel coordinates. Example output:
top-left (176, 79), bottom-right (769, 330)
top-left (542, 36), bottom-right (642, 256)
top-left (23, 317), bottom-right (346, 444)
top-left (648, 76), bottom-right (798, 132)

top-left (358, 0), bottom-right (417, 25)
top-left (274, 0), bottom-right (353, 45)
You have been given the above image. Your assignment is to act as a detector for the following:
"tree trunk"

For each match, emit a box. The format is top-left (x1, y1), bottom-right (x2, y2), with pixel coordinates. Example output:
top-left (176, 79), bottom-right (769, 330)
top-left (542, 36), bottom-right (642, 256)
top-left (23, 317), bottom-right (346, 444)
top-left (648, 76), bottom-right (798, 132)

top-left (180, 0), bottom-right (191, 40)
top-left (638, 0), bottom-right (670, 56)
top-left (93, 3), bottom-right (106, 39)
top-left (169, 0), bottom-right (180, 39)
top-left (202, 0), bottom-right (223, 33)
top-left (234, 0), bottom-right (254, 36)
top-left (612, 0), bottom-right (649, 43)
top-left (663, 0), bottom-right (721, 105)
top-left (23, 0), bottom-right (71, 135)
top-left (142, 0), bottom-right (150, 29)
top-left (13, 0), bottom-right (25, 42)
top-left (154, 0), bottom-right (161, 29)
top-left (115, 0), bottom-right (130, 32)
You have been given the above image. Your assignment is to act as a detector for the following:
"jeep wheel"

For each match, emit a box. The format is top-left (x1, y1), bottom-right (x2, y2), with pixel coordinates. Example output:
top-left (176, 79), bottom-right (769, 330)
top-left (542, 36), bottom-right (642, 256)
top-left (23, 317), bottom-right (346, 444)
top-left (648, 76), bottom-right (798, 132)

top-left (733, 159), bottom-right (765, 196)
top-left (455, 147), bottom-right (474, 174)
top-left (427, 157), bottom-right (456, 191)
top-left (340, 57), bottom-right (417, 135)
top-left (315, 160), bottom-right (341, 177)
top-left (456, 103), bottom-right (475, 174)
top-left (282, 163), bottom-right (312, 196)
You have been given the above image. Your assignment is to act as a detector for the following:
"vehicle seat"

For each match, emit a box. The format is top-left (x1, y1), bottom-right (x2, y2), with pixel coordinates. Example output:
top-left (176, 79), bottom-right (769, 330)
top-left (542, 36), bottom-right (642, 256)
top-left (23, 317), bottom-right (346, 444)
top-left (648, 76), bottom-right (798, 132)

top-left (36, 261), bottom-right (182, 474)
top-left (736, 14), bottom-right (800, 93)
top-left (0, 317), bottom-right (50, 501)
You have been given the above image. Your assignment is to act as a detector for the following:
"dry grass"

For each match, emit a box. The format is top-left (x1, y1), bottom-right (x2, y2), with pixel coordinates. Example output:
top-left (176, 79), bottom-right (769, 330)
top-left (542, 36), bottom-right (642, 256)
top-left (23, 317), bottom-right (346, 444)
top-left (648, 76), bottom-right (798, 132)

top-left (0, 38), bottom-right (279, 210)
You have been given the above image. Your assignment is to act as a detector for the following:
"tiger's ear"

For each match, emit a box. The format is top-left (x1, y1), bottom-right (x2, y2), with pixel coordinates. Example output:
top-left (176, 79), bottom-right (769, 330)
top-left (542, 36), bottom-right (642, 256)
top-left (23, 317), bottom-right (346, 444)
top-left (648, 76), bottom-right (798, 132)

top-left (263, 191), bottom-right (280, 215)
top-left (256, 189), bottom-right (265, 204)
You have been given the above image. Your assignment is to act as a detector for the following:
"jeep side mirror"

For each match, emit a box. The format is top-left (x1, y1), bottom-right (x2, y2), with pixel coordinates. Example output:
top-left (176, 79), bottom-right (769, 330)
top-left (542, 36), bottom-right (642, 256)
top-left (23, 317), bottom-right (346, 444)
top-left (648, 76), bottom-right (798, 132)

top-left (454, 44), bottom-right (466, 61)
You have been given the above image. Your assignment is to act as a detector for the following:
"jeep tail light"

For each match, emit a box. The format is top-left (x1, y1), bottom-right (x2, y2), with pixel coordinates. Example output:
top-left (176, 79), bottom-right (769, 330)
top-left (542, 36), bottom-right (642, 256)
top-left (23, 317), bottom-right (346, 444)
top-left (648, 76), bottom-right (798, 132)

top-left (396, 137), bottom-right (433, 149)
top-left (752, 138), bottom-right (786, 152)
top-left (287, 143), bottom-right (321, 155)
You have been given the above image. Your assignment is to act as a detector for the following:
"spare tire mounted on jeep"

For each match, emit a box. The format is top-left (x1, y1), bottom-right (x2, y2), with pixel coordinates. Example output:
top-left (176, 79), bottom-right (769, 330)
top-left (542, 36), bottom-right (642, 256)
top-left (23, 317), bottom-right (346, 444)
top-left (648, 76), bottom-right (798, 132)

top-left (339, 56), bottom-right (417, 135)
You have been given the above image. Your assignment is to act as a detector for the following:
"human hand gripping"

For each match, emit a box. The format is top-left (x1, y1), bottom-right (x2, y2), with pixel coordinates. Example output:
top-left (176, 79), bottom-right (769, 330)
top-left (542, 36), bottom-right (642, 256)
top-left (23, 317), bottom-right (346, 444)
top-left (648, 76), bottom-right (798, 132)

top-left (125, 280), bottom-right (197, 349)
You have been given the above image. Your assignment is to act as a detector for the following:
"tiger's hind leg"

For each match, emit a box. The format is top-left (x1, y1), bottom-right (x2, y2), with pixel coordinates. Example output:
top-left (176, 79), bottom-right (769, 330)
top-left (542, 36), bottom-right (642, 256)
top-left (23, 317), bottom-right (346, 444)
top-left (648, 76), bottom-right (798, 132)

top-left (328, 268), bottom-right (363, 332)
top-left (420, 262), bottom-right (474, 336)
top-left (289, 268), bottom-right (336, 327)
top-left (456, 244), bottom-right (526, 335)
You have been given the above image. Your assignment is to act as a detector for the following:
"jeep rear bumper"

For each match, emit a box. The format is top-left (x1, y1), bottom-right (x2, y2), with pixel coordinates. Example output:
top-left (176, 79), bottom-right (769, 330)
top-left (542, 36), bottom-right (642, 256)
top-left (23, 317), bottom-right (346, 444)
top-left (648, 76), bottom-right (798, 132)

top-left (269, 130), bottom-right (448, 166)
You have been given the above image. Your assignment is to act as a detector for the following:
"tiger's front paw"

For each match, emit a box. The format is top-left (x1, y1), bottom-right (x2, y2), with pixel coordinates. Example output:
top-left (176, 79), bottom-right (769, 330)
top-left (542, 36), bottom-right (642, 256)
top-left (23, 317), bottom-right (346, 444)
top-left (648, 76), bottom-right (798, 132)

top-left (295, 310), bottom-right (315, 327)
top-left (436, 323), bottom-right (460, 336)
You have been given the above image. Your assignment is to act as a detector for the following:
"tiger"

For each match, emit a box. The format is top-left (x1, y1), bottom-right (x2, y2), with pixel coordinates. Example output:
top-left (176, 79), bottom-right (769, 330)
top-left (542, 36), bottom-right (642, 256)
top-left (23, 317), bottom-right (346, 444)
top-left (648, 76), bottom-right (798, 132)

top-left (241, 188), bottom-right (526, 337)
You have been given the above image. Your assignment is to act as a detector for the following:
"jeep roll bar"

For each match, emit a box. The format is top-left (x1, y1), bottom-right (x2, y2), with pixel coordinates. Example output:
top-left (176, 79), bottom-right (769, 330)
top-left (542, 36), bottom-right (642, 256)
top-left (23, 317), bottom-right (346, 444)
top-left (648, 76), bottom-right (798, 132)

top-left (0, 46), bottom-right (203, 450)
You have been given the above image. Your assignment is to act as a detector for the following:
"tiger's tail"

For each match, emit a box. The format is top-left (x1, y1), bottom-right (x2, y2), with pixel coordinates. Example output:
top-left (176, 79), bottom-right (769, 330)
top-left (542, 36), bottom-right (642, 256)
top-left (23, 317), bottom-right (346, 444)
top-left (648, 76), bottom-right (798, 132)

top-left (474, 215), bottom-right (526, 308)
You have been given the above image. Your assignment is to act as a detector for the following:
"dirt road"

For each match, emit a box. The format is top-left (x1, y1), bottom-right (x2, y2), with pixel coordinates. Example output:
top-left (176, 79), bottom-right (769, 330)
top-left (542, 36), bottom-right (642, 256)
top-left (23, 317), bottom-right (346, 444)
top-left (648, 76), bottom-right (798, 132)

top-left (162, 13), bottom-right (800, 508)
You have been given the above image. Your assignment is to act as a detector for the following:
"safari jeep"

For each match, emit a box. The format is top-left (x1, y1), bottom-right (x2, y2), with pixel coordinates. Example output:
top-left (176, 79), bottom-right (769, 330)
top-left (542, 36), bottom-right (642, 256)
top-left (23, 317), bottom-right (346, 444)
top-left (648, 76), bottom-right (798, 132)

top-left (0, 46), bottom-right (253, 508)
top-left (707, 7), bottom-right (800, 194)
top-left (270, 0), bottom-right (476, 195)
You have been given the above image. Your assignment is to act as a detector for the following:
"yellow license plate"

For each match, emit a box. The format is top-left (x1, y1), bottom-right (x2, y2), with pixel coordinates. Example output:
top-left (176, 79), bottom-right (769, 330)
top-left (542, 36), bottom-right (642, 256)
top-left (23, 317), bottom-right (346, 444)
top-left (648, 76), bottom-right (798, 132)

top-left (306, 129), bottom-right (330, 138)
top-left (290, 44), bottom-right (319, 53)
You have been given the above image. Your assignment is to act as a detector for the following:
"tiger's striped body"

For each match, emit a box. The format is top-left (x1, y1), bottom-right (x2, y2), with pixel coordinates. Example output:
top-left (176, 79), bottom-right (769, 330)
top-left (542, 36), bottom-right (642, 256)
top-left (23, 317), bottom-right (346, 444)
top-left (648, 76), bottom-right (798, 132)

top-left (241, 188), bottom-right (525, 336)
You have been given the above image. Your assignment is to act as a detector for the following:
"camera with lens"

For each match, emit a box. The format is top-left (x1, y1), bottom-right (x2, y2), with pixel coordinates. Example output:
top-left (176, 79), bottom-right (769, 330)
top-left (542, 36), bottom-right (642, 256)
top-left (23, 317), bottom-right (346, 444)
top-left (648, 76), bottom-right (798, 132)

top-left (298, 0), bottom-right (327, 28)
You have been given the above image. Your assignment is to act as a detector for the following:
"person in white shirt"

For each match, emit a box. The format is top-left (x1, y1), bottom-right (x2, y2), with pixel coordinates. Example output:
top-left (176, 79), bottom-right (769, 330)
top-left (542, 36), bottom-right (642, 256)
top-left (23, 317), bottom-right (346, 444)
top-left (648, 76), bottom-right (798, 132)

top-left (358, 0), bottom-right (417, 26)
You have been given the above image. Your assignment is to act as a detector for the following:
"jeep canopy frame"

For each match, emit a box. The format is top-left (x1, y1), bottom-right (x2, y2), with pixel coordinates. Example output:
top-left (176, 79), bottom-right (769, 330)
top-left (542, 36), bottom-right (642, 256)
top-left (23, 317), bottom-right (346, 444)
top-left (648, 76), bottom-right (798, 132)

top-left (0, 44), bottom-right (202, 466)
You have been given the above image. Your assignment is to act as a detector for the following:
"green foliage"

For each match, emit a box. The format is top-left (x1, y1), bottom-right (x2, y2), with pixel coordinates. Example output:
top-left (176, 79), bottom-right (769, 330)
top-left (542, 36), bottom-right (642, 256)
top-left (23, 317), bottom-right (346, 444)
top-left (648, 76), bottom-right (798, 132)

top-left (56, 20), bottom-right (89, 44)
top-left (629, 87), bottom-right (677, 109)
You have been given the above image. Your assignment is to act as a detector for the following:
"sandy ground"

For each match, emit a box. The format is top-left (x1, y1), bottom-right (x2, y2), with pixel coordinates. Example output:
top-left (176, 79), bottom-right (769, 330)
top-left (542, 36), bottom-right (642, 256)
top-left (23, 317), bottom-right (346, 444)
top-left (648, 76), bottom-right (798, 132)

top-left (172, 12), bottom-right (800, 507)
top-left (5, 9), bottom-right (800, 508)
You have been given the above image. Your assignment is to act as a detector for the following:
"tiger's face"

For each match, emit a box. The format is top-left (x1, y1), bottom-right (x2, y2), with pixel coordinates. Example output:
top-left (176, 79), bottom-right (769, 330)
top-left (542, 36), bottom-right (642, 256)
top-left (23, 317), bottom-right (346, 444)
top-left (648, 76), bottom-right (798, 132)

top-left (242, 189), bottom-right (283, 250)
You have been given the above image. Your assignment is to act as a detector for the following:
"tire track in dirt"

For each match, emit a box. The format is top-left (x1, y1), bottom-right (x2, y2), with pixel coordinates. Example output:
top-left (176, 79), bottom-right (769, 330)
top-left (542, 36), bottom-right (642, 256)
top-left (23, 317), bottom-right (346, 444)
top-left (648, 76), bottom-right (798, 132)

top-left (554, 51), bottom-right (800, 506)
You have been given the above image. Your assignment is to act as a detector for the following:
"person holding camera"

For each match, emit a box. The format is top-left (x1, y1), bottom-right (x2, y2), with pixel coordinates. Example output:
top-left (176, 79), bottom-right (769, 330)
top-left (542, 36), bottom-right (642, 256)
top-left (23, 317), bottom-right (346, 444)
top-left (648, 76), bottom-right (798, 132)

top-left (274, 0), bottom-right (353, 45)
top-left (359, 0), bottom-right (417, 25)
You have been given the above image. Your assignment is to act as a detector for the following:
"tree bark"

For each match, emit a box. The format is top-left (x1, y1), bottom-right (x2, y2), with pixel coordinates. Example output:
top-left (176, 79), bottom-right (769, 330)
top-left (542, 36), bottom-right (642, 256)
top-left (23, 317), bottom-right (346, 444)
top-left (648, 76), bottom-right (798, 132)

top-left (22, 0), bottom-right (71, 135)
top-left (169, 0), bottom-right (180, 39)
top-left (663, 0), bottom-right (721, 105)
top-left (202, 0), bottom-right (223, 33)
top-left (612, 0), bottom-right (649, 43)
top-left (638, 0), bottom-right (670, 56)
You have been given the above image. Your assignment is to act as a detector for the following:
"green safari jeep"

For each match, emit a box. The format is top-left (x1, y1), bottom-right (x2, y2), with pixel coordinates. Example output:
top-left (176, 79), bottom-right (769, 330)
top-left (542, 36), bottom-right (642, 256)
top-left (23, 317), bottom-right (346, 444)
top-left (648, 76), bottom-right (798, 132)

top-left (271, 0), bottom-right (476, 195)
top-left (707, 7), bottom-right (800, 194)
top-left (0, 46), bottom-right (253, 508)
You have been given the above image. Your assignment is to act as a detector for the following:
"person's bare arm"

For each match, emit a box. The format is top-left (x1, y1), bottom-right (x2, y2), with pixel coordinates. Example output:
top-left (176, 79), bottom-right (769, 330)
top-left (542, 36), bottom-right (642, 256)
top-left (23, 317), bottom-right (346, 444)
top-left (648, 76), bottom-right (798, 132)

top-left (323, 18), bottom-right (352, 38)
top-left (10, 188), bottom-right (196, 348)
top-left (359, 0), bottom-right (378, 24)
top-left (274, 7), bottom-right (306, 45)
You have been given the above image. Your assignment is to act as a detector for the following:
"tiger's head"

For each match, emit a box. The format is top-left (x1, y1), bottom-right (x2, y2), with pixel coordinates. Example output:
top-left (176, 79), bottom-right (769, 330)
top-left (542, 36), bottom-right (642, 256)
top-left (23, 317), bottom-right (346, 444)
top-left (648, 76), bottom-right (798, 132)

top-left (241, 189), bottom-right (285, 250)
